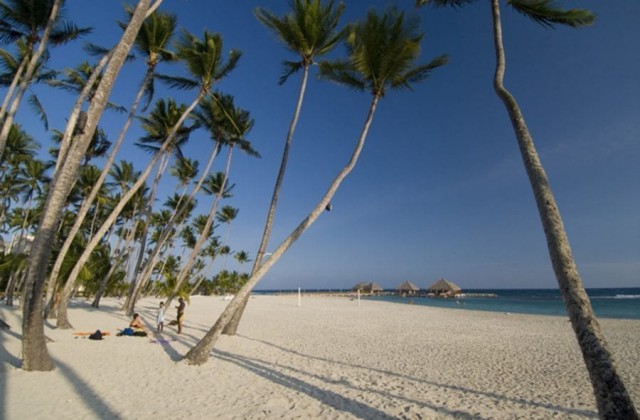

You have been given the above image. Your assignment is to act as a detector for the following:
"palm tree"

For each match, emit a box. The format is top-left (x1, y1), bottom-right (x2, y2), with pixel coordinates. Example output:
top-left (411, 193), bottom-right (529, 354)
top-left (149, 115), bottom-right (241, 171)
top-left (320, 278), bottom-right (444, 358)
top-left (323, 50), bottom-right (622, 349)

top-left (59, 29), bottom-right (241, 322)
top-left (418, 1), bottom-right (637, 416)
top-left (44, 8), bottom-right (178, 321)
top-left (223, 0), bottom-right (347, 336)
top-left (0, 0), bottom-right (91, 159)
top-left (0, 39), bottom-right (57, 129)
top-left (165, 93), bottom-right (257, 307)
top-left (45, 61), bottom-right (127, 113)
top-left (0, 124), bottom-right (38, 229)
top-left (20, 0), bottom-right (153, 371)
top-left (184, 7), bottom-right (447, 365)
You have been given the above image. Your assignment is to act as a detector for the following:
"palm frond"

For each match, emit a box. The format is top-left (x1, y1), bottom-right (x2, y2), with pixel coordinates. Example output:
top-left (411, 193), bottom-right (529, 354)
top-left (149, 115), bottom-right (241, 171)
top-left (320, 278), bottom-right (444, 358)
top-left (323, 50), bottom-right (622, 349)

top-left (278, 60), bottom-right (303, 85)
top-left (27, 93), bottom-right (48, 131)
top-left (392, 54), bottom-right (449, 90)
top-left (84, 42), bottom-right (111, 57)
top-left (49, 22), bottom-right (92, 46)
top-left (509, 0), bottom-right (595, 28)
top-left (318, 59), bottom-right (365, 92)
top-left (156, 73), bottom-right (199, 90)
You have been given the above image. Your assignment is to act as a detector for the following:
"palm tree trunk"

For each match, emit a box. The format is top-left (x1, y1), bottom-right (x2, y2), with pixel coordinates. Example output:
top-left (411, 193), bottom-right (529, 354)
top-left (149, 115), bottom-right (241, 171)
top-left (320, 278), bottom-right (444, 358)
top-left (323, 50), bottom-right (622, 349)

top-left (21, 0), bottom-right (152, 368)
top-left (184, 94), bottom-right (380, 365)
top-left (166, 147), bottom-right (233, 308)
top-left (490, 1), bottom-right (637, 417)
top-left (122, 153), bottom-right (169, 315)
top-left (56, 52), bottom-right (112, 173)
top-left (129, 140), bottom-right (220, 311)
top-left (0, 0), bottom-right (62, 161)
top-left (0, 54), bottom-right (28, 119)
top-left (223, 64), bottom-right (311, 336)
top-left (60, 90), bottom-right (206, 325)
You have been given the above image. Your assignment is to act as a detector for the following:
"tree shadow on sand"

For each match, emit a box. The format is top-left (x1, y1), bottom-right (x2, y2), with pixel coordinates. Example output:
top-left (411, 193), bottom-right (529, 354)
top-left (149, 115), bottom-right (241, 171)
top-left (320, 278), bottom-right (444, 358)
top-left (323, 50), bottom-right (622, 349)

top-left (215, 349), bottom-right (400, 419)
top-left (236, 335), bottom-right (598, 418)
top-left (53, 357), bottom-right (121, 418)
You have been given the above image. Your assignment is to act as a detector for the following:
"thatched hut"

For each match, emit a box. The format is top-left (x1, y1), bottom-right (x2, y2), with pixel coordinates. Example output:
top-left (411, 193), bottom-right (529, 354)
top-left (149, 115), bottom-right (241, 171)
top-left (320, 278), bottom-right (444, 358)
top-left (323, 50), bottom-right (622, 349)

top-left (397, 280), bottom-right (419, 295)
top-left (427, 278), bottom-right (462, 297)
top-left (352, 282), bottom-right (383, 294)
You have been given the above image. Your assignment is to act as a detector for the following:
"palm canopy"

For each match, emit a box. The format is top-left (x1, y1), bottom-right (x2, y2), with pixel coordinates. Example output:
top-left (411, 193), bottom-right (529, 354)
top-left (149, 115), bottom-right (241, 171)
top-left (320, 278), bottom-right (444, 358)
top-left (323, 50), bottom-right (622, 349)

top-left (193, 92), bottom-right (260, 158)
top-left (255, 0), bottom-right (346, 84)
top-left (0, 0), bottom-right (91, 45)
top-left (319, 7), bottom-right (447, 98)
top-left (136, 98), bottom-right (193, 158)
top-left (119, 7), bottom-right (178, 109)
top-left (158, 30), bottom-right (241, 93)
top-left (416, 0), bottom-right (594, 28)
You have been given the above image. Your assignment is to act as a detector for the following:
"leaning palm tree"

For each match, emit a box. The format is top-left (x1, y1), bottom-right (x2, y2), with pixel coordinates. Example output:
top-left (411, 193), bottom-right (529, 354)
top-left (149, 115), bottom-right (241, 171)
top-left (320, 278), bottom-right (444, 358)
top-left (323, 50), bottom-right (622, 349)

top-left (165, 93), bottom-right (257, 308)
top-left (0, 0), bottom-right (91, 160)
top-left (418, 1), bottom-right (637, 417)
top-left (223, 0), bottom-right (347, 336)
top-left (44, 9), bottom-right (178, 321)
top-left (184, 7), bottom-right (447, 365)
top-left (58, 29), bottom-right (242, 323)
top-left (20, 0), bottom-right (153, 371)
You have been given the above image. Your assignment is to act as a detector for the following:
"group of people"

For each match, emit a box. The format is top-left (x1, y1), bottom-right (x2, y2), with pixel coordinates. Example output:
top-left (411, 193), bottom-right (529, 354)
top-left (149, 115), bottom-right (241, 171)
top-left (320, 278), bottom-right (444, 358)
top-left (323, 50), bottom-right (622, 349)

top-left (129, 297), bottom-right (186, 334)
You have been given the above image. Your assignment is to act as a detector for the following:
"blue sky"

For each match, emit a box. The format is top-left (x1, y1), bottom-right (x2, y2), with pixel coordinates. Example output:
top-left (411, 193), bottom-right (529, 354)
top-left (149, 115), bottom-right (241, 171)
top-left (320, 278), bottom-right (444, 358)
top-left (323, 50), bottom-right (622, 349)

top-left (14, 1), bottom-right (640, 290)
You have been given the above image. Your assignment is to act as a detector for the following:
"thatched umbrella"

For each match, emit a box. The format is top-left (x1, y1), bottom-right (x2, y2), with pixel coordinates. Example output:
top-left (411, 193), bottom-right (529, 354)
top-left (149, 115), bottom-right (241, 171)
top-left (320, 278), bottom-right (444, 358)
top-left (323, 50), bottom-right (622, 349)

top-left (369, 282), bottom-right (383, 293)
top-left (397, 280), bottom-right (419, 295)
top-left (427, 278), bottom-right (462, 296)
top-left (352, 282), bottom-right (370, 292)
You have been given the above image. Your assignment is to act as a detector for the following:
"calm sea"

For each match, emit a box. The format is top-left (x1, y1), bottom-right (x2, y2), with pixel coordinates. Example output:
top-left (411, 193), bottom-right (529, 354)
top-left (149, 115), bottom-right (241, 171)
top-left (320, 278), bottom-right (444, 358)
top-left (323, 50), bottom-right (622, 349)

top-left (255, 288), bottom-right (640, 320)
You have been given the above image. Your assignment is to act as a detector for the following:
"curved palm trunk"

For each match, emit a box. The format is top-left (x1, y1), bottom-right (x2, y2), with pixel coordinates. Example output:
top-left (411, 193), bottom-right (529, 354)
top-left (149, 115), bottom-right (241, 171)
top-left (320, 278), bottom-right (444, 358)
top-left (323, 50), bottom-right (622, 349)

top-left (122, 153), bottom-right (170, 314)
top-left (56, 52), bottom-right (112, 173)
top-left (57, 91), bottom-right (205, 327)
top-left (166, 147), bottom-right (233, 308)
top-left (184, 95), bottom-right (380, 365)
top-left (0, 0), bottom-right (62, 160)
top-left (490, 1), bottom-right (637, 417)
top-left (0, 54), bottom-right (28, 119)
top-left (223, 64), bottom-right (311, 336)
top-left (127, 141), bottom-right (220, 313)
top-left (47, 68), bottom-right (155, 312)
top-left (20, 0), bottom-right (152, 369)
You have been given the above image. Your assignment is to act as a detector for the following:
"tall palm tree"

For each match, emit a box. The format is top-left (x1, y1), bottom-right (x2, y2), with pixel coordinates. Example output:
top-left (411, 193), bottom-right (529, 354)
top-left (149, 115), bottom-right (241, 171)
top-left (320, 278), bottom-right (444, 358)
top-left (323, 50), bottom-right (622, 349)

top-left (20, 0), bottom-right (153, 371)
top-left (184, 7), bottom-right (447, 365)
top-left (61, 29), bottom-right (242, 322)
top-left (223, 0), bottom-right (347, 336)
top-left (0, 0), bottom-right (91, 159)
top-left (165, 93), bottom-right (256, 307)
top-left (418, 1), bottom-right (637, 416)
top-left (44, 9), bottom-right (178, 321)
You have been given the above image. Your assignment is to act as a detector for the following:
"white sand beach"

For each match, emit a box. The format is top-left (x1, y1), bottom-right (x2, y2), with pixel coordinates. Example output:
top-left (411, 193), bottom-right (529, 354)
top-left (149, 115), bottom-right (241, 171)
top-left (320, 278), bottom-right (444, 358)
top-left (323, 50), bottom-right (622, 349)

top-left (1, 295), bottom-right (638, 419)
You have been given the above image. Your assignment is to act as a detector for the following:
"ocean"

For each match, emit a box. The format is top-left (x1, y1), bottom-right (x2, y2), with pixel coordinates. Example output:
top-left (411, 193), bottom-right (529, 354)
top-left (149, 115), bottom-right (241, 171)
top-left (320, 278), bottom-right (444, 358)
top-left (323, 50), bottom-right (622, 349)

top-left (255, 288), bottom-right (640, 320)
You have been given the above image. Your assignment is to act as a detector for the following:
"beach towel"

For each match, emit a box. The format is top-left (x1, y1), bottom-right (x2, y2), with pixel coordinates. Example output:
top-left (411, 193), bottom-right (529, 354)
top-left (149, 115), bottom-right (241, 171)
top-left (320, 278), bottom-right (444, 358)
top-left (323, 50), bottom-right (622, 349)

top-left (73, 331), bottom-right (111, 337)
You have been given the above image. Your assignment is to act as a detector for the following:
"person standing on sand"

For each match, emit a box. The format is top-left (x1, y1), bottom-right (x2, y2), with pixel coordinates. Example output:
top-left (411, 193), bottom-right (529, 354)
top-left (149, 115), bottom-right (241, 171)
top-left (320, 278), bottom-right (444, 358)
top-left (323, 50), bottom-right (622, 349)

top-left (157, 302), bottom-right (165, 333)
top-left (176, 298), bottom-right (185, 334)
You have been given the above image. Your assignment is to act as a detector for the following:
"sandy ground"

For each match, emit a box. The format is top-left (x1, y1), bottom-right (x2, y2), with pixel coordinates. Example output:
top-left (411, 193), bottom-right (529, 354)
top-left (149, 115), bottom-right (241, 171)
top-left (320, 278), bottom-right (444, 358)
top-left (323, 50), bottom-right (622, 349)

top-left (0, 295), bottom-right (638, 419)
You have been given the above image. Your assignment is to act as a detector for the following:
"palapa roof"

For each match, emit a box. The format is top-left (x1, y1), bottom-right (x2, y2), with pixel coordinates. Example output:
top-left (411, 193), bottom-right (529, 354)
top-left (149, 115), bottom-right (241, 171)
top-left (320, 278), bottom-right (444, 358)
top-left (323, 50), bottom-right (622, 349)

top-left (397, 280), bottom-right (419, 291)
top-left (369, 282), bottom-right (383, 292)
top-left (352, 282), bottom-right (383, 292)
top-left (427, 278), bottom-right (462, 293)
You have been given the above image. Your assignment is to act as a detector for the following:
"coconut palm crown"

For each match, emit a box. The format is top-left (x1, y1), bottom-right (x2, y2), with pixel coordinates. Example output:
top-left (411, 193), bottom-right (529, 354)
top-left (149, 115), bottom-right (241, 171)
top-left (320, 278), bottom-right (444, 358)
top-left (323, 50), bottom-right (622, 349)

top-left (255, 0), bottom-right (347, 84)
top-left (320, 7), bottom-right (447, 98)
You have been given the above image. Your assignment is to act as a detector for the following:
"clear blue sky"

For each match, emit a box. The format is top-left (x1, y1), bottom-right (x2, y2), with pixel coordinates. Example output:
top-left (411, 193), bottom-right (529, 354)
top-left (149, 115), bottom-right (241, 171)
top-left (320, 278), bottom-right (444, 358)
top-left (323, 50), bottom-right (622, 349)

top-left (16, 1), bottom-right (640, 290)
